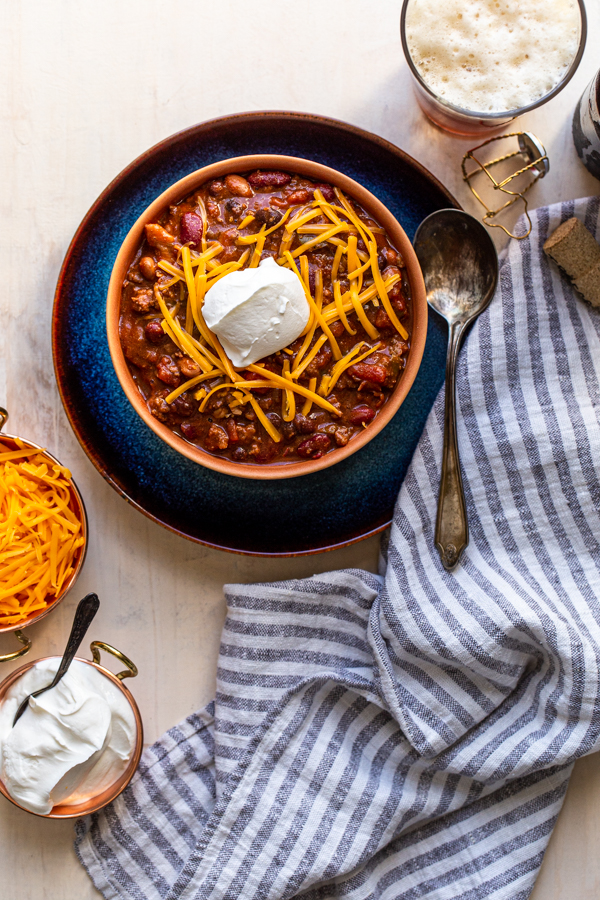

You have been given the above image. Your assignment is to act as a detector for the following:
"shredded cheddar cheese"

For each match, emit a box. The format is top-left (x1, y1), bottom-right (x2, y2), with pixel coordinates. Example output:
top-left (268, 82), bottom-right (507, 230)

top-left (238, 209), bottom-right (291, 245)
top-left (290, 223), bottom-right (347, 258)
top-left (165, 369), bottom-right (221, 404)
top-left (301, 378), bottom-right (318, 416)
top-left (281, 360), bottom-right (296, 423)
top-left (324, 342), bottom-right (382, 395)
top-left (0, 442), bottom-right (84, 626)
top-left (248, 365), bottom-right (341, 417)
top-left (198, 383), bottom-right (235, 412)
top-left (291, 332), bottom-right (328, 380)
top-left (348, 235), bottom-right (379, 340)
top-left (249, 226), bottom-right (267, 268)
top-left (246, 395), bottom-right (282, 442)
top-left (283, 252), bottom-right (342, 360)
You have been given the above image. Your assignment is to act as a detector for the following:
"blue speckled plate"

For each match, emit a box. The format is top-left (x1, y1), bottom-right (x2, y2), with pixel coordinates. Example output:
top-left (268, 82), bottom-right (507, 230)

top-left (52, 111), bottom-right (458, 556)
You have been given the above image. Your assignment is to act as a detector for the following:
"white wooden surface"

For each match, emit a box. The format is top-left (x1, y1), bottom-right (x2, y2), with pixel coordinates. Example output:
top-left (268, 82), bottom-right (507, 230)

top-left (1, 2), bottom-right (599, 897)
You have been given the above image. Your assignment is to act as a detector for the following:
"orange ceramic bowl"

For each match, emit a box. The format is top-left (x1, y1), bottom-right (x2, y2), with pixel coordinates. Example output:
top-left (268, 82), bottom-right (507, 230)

top-left (107, 155), bottom-right (427, 480)
top-left (0, 653), bottom-right (143, 818)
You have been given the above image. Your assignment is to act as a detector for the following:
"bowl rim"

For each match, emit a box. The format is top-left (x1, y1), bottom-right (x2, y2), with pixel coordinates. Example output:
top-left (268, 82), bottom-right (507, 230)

top-left (0, 432), bottom-right (88, 636)
top-left (107, 153), bottom-right (427, 480)
top-left (0, 655), bottom-right (143, 818)
top-left (399, 0), bottom-right (587, 122)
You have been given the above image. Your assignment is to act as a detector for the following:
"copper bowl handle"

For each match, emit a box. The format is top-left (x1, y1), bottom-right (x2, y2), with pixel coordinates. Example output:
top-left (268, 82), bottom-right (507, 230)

top-left (90, 641), bottom-right (138, 680)
top-left (0, 408), bottom-right (8, 432)
top-left (0, 630), bottom-right (31, 663)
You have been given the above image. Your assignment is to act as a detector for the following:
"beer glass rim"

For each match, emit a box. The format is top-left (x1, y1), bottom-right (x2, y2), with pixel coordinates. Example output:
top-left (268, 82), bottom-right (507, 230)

top-left (400, 0), bottom-right (588, 122)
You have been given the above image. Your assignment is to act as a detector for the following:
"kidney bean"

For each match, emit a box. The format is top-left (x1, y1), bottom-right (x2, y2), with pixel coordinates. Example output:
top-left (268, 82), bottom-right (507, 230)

top-left (271, 196), bottom-right (289, 209)
top-left (205, 424), bottom-right (229, 452)
top-left (225, 174), bottom-right (253, 197)
top-left (156, 356), bottom-right (181, 387)
top-left (391, 294), bottom-right (406, 314)
top-left (209, 180), bottom-right (225, 195)
top-left (348, 405), bottom-right (376, 425)
top-left (178, 356), bottom-right (202, 378)
top-left (329, 320), bottom-right (344, 338)
top-left (266, 412), bottom-right (282, 429)
top-left (145, 223), bottom-right (175, 247)
top-left (248, 171), bottom-right (291, 188)
top-left (286, 189), bottom-right (312, 205)
top-left (226, 419), bottom-right (239, 443)
top-left (297, 433), bottom-right (332, 459)
top-left (348, 363), bottom-right (387, 385)
top-left (145, 321), bottom-right (165, 343)
top-left (379, 247), bottom-right (396, 267)
top-left (293, 414), bottom-right (316, 435)
top-left (313, 183), bottom-right (335, 202)
top-left (172, 395), bottom-right (194, 417)
top-left (139, 256), bottom-right (157, 280)
top-left (180, 421), bottom-right (200, 440)
top-left (180, 212), bottom-right (203, 248)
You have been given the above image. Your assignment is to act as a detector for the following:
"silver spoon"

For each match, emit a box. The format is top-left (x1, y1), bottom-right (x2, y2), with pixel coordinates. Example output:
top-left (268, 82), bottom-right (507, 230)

top-left (413, 209), bottom-right (498, 571)
top-left (13, 592), bottom-right (100, 726)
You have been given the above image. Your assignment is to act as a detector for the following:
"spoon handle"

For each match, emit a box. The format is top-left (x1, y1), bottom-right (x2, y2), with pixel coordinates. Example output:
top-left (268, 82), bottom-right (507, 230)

top-left (49, 593), bottom-right (100, 687)
top-left (436, 322), bottom-right (469, 570)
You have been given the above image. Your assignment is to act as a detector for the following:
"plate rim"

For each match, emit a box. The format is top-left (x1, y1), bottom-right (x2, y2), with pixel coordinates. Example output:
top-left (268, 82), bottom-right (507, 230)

top-left (52, 109), bottom-right (460, 557)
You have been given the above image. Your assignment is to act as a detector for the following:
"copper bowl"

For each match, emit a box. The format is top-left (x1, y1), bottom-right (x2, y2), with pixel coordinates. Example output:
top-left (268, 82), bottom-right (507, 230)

top-left (0, 642), bottom-right (143, 818)
top-left (0, 408), bottom-right (88, 663)
top-left (107, 154), bottom-right (427, 480)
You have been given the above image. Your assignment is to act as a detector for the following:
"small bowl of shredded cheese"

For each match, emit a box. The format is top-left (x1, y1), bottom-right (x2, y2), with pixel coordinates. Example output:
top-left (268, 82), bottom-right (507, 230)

top-left (0, 409), bottom-right (87, 661)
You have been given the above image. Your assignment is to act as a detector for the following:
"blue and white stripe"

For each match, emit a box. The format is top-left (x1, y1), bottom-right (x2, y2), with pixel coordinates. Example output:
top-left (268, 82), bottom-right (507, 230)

top-left (76, 196), bottom-right (600, 899)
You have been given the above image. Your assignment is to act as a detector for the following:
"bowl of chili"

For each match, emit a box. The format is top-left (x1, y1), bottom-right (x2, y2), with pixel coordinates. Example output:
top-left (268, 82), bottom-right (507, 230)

top-left (107, 155), bottom-right (427, 479)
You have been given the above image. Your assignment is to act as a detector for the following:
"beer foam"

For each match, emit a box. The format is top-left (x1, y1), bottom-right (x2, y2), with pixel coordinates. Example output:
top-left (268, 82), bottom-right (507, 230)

top-left (405, 0), bottom-right (580, 113)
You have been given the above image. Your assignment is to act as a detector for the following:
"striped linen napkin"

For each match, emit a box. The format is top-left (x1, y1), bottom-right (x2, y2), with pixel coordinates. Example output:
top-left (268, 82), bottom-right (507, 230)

top-left (76, 195), bottom-right (600, 900)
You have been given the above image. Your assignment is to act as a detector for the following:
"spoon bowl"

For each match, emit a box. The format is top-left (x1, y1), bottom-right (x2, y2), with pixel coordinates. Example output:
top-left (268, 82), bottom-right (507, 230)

top-left (415, 209), bottom-right (498, 325)
top-left (414, 210), bottom-right (498, 569)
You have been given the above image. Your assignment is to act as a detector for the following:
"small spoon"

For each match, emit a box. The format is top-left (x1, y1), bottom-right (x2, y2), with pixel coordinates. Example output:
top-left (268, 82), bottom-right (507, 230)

top-left (413, 209), bottom-right (498, 571)
top-left (13, 592), bottom-right (100, 726)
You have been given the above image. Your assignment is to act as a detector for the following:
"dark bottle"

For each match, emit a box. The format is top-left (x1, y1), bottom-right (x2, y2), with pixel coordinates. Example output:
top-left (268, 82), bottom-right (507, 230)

top-left (573, 69), bottom-right (600, 181)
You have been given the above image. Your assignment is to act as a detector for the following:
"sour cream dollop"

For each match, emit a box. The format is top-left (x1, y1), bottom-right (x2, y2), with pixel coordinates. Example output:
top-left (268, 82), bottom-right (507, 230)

top-left (0, 659), bottom-right (136, 815)
top-left (203, 257), bottom-right (310, 367)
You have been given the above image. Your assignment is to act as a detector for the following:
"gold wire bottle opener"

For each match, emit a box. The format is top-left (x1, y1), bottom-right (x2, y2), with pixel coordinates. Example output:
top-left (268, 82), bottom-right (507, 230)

top-left (462, 132), bottom-right (549, 240)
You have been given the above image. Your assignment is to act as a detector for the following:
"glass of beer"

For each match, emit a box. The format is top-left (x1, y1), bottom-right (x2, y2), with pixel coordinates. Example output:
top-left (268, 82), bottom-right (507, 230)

top-left (400, 0), bottom-right (587, 137)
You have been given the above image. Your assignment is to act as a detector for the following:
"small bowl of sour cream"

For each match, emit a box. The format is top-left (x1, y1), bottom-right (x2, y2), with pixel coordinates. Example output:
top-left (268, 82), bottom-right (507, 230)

top-left (0, 645), bottom-right (143, 817)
